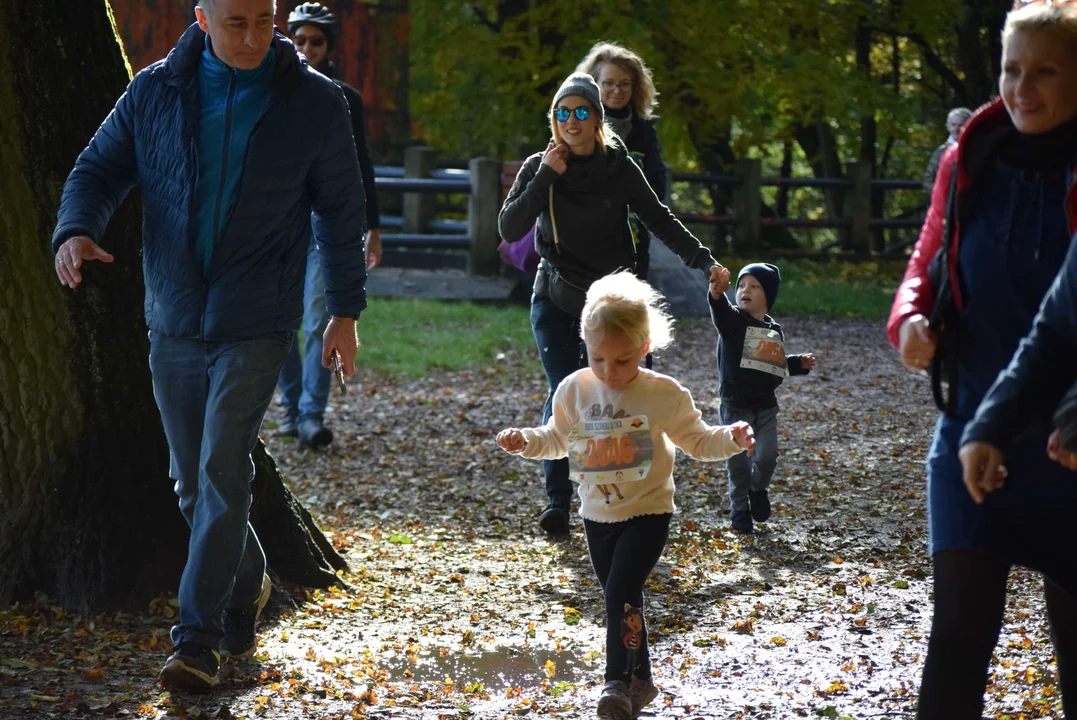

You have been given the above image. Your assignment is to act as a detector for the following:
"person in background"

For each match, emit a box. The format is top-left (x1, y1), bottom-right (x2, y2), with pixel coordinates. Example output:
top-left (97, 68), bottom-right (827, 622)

top-left (577, 42), bottom-right (666, 281)
top-left (922, 107), bottom-right (972, 193)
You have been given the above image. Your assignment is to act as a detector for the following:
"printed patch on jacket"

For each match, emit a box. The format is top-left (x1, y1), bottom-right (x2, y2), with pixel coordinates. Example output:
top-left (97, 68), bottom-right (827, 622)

top-left (740, 326), bottom-right (789, 378)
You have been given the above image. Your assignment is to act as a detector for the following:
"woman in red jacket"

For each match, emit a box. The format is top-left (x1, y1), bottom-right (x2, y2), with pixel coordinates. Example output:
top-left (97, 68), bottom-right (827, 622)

top-left (887, 2), bottom-right (1077, 716)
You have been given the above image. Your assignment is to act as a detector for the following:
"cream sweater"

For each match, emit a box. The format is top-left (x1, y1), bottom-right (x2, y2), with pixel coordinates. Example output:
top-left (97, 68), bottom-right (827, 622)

top-left (515, 368), bottom-right (745, 522)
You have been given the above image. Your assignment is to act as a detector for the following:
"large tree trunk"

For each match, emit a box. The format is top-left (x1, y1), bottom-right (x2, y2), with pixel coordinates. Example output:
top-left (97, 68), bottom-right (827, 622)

top-left (0, 0), bottom-right (345, 613)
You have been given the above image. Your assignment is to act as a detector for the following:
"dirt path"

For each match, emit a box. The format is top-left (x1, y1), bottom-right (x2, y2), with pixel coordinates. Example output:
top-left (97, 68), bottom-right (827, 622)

top-left (0, 318), bottom-right (1063, 719)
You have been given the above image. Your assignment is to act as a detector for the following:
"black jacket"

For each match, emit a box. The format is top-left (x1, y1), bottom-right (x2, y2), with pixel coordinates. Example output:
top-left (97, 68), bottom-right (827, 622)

top-left (709, 292), bottom-right (811, 409)
top-left (623, 115), bottom-right (666, 203)
top-left (316, 60), bottom-right (380, 230)
top-left (962, 234), bottom-right (1077, 449)
top-left (498, 138), bottom-right (714, 294)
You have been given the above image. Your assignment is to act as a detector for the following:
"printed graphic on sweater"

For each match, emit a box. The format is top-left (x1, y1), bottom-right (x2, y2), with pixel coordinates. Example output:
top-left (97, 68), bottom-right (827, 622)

top-left (740, 326), bottom-right (788, 378)
top-left (567, 414), bottom-right (654, 485)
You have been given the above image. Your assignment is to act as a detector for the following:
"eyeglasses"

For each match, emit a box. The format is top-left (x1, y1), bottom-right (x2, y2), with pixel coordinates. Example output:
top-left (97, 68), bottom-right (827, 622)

top-left (554, 106), bottom-right (592, 122)
top-left (600, 80), bottom-right (633, 93)
top-left (293, 35), bottom-right (326, 48)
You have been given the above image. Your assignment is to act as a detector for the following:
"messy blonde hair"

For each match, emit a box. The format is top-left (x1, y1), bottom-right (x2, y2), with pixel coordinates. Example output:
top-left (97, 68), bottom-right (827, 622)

top-left (1003, 2), bottom-right (1077, 48)
top-left (576, 41), bottom-right (659, 120)
top-left (580, 272), bottom-right (674, 352)
top-left (549, 97), bottom-right (616, 152)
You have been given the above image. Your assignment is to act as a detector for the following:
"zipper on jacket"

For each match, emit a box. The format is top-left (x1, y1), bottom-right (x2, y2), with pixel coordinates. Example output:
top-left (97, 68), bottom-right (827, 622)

top-left (212, 70), bottom-right (238, 265)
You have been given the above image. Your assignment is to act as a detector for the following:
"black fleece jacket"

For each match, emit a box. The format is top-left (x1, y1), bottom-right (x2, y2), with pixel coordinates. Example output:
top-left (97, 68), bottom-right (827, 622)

top-left (709, 292), bottom-right (811, 409)
top-left (498, 138), bottom-right (714, 292)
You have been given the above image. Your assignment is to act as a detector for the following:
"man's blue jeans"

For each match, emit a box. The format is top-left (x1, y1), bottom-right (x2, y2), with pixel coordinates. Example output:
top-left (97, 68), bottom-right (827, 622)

top-left (149, 331), bottom-right (292, 651)
top-left (278, 241), bottom-right (331, 424)
top-left (530, 296), bottom-right (587, 508)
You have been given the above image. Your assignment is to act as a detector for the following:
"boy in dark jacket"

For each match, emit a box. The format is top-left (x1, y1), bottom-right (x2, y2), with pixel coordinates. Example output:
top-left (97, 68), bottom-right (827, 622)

top-left (709, 263), bottom-right (815, 533)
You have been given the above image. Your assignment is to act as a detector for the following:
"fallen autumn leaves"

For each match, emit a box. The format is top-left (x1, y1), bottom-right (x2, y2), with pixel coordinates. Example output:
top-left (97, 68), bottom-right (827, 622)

top-left (0, 318), bottom-right (1064, 719)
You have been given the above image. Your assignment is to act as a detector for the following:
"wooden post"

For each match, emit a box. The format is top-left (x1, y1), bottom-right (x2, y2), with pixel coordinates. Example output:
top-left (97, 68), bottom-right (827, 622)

top-left (403, 145), bottom-right (437, 234)
top-left (845, 160), bottom-right (873, 253)
top-left (468, 157), bottom-right (501, 276)
top-left (732, 158), bottom-right (762, 254)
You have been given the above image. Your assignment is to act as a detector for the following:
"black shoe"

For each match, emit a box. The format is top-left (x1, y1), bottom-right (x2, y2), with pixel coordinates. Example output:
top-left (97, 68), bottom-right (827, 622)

top-left (730, 510), bottom-right (753, 535)
top-left (298, 418), bottom-right (333, 449)
top-left (276, 418), bottom-right (299, 438)
top-left (748, 490), bottom-right (771, 522)
top-left (221, 573), bottom-right (271, 659)
top-left (160, 643), bottom-right (220, 692)
top-left (538, 503), bottom-right (570, 536)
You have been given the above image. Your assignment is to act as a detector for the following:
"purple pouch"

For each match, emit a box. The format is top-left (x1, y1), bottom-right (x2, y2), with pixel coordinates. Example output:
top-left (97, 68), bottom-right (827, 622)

top-left (498, 225), bottom-right (540, 273)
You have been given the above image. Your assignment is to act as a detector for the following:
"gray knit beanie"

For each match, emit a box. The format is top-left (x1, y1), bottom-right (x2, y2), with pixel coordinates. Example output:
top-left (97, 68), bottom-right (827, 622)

top-left (552, 72), bottom-right (605, 123)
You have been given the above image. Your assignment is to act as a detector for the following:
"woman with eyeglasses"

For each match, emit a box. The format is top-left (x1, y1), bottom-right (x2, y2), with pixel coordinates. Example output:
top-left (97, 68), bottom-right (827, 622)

top-left (499, 73), bottom-right (724, 539)
top-left (577, 43), bottom-right (666, 281)
top-left (278, 3), bottom-right (381, 448)
top-left (886, 2), bottom-right (1077, 716)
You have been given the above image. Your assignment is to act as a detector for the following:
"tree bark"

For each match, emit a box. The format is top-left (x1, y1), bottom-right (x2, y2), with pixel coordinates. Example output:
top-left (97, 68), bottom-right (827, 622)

top-left (0, 0), bottom-right (346, 613)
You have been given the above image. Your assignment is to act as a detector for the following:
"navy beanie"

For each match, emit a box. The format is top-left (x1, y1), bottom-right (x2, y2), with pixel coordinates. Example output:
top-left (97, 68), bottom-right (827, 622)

top-left (737, 263), bottom-right (781, 310)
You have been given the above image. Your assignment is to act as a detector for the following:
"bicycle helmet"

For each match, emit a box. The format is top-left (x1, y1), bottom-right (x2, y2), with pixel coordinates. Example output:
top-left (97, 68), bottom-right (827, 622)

top-left (287, 3), bottom-right (339, 47)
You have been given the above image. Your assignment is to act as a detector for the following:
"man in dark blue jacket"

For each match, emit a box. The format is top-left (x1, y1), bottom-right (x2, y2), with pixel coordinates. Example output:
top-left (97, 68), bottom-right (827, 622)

top-left (51, 0), bottom-right (367, 692)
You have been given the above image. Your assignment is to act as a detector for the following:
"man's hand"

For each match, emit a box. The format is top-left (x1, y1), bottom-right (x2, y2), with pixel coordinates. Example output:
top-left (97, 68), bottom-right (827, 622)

top-left (959, 441), bottom-right (1008, 504)
top-left (55, 236), bottom-right (114, 288)
top-left (730, 421), bottom-right (756, 457)
top-left (801, 353), bottom-right (816, 371)
top-left (365, 229), bottom-right (382, 270)
top-left (1047, 429), bottom-right (1077, 471)
top-left (899, 314), bottom-right (937, 371)
top-left (497, 428), bottom-right (527, 454)
top-left (322, 316), bottom-right (359, 377)
top-left (541, 141), bottom-right (569, 175)
top-left (709, 265), bottom-right (730, 299)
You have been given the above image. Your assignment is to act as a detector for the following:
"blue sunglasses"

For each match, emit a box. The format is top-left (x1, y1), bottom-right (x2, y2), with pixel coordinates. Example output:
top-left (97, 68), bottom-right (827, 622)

top-left (554, 106), bottom-right (592, 122)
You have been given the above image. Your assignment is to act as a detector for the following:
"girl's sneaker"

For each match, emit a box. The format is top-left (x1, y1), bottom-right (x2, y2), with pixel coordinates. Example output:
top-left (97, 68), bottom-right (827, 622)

top-left (629, 676), bottom-right (659, 717)
top-left (597, 680), bottom-right (631, 719)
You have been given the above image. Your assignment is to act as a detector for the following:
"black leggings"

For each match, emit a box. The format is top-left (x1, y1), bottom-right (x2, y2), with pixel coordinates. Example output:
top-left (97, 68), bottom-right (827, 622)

top-left (584, 513), bottom-right (672, 683)
top-left (918, 549), bottom-right (1077, 718)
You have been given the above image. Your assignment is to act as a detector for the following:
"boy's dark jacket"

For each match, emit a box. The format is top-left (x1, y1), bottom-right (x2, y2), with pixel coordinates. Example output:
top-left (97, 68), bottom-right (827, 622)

top-left (709, 291), bottom-right (811, 409)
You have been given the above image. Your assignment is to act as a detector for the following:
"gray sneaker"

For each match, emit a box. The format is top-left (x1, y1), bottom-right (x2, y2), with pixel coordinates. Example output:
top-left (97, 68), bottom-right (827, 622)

top-left (597, 680), bottom-right (631, 720)
top-left (629, 676), bottom-right (659, 718)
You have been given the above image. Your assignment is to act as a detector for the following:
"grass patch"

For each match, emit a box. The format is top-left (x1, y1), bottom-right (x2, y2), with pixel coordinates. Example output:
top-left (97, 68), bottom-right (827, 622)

top-left (724, 258), bottom-right (905, 318)
top-left (357, 298), bottom-right (537, 378)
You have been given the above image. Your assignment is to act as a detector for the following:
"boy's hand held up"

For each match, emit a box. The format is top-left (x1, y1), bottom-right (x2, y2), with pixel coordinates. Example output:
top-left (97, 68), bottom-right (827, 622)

top-left (730, 421), bottom-right (755, 457)
top-left (801, 353), bottom-right (816, 371)
top-left (497, 429), bottom-right (527, 454)
top-left (1047, 429), bottom-right (1077, 470)
top-left (709, 266), bottom-right (730, 298)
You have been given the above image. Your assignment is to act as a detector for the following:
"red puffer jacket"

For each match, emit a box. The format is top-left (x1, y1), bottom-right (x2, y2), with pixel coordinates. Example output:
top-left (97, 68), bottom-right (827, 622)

top-left (886, 98), bottom-right (1077, 348)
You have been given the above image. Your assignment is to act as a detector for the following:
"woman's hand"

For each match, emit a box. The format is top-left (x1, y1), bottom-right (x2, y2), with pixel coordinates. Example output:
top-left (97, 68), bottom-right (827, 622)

top-left (959, 441), bottom-right (1008, 504)
top-left (730, 421), bottom-right (756, 457)
top-left (709, 265), bottom-right (730, 298)
top-left (899, 314), bottom-right (937, 371)
top-left (1047, 429), bottom-right (1077, 471)
top-left (497, 429), bottom-right (527, 454)
top-left (542, 141), bottom-right (569, 175)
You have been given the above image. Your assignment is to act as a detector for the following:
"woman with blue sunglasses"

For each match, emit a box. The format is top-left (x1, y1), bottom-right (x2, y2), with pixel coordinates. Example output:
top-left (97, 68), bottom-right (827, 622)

top-left (498, 72), bottom-right (724, 544)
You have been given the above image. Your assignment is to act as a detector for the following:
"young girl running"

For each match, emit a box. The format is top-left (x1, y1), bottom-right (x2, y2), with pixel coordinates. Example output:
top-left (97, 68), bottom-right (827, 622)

top-left (496, 272), bottom-right (754, 720)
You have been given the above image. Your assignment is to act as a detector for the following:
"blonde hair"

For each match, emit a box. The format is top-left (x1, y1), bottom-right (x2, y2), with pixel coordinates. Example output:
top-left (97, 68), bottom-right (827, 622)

top-left (548, 97), bottom-right (617, 152)
top-left (580, 272), bottom-right (674, 352)
top-left (1003, 3), bottom-right (1077, 48)
top-left (576, 41), bottom-right (659, 120)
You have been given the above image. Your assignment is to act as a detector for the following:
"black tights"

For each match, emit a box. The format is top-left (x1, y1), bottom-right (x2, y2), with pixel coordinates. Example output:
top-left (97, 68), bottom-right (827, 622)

top-left (918, 549), bottom-right (1077, 718)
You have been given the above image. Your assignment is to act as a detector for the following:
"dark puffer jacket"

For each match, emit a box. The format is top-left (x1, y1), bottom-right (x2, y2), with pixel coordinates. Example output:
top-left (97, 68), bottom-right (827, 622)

top-left (52, 24), bottom-right (368, 340)
top-left (498, 137), bottom-right (714, 296)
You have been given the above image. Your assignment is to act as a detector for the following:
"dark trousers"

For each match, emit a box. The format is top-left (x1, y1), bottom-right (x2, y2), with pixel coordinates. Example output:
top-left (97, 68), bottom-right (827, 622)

top-left (584, 513), bottom-right (672, 682)
top-left (918, 549), bottom-right (1077, 718)
top-left (530, 296), bottom-right (586, 507)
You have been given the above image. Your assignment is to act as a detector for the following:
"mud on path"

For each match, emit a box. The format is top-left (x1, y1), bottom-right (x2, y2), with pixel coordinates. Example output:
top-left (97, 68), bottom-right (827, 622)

top-left (0, 318), bottom-right (1064, 719)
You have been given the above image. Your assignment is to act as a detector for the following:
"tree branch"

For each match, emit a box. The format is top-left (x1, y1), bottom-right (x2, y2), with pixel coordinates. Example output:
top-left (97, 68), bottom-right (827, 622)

top-left (868, 26), bottom-right (967, 103)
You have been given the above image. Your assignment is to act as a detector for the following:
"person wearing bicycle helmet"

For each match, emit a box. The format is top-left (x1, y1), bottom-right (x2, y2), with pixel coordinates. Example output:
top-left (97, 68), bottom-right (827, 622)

top-left (279, 2), bottom-right (382, 449)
